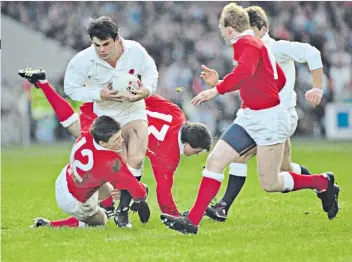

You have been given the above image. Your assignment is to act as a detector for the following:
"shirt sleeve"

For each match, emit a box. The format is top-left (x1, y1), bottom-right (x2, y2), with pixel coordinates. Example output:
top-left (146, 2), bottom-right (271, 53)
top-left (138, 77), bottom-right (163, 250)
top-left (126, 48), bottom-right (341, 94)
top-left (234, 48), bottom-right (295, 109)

top-left (274, 40), bottom-right (323, 70)
top-left (139, 46), bottom-right (159, 96)
top-left (276, 63), bottom-right (286, 92)
top-left (64, 60), bottom-right (101, 102)
top-left (216, 44), bottom-right (260, 94)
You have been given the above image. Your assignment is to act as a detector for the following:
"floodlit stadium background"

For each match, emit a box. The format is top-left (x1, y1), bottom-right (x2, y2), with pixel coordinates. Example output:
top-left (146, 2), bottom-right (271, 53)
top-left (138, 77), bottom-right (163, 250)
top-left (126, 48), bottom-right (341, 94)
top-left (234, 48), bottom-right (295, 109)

top-left (1, 1), bottom-right (352, 145)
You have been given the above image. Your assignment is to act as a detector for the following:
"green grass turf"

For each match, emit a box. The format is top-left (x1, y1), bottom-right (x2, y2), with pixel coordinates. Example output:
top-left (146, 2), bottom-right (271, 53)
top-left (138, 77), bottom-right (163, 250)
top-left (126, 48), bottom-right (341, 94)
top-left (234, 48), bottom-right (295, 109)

top-left (2, 140), bottom-right (352, 262)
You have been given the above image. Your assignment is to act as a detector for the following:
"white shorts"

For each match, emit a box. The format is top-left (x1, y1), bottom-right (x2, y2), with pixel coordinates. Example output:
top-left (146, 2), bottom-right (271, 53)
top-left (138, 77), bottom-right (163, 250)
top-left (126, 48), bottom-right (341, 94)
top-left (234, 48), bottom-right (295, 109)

top-left (93, 100), bottom-right (147, 126)
top-left (287, 107), bottom-right (298, 137)
top-left (235, 104), bottom-right (290, 146)
top-left (55, 165), bottom-right (102, 221)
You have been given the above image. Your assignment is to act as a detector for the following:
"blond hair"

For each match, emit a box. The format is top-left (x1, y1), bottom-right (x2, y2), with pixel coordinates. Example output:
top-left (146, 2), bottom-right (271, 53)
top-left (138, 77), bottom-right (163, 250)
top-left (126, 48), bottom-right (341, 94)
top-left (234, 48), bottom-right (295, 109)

top-left (244, 6), bottom-right (269, 30)
top-left (220, 3), bottom-right (250, 33)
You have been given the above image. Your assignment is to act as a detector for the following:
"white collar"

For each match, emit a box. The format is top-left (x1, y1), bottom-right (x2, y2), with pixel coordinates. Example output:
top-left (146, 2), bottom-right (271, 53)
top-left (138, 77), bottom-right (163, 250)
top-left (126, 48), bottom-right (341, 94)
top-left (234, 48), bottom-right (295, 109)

top-left (230, 29), bottom-right (255, 44)
top-left (93, 138), bottom-right (118, 152)
top-left (261, 32), bottom-right (273, 45)
top-left (178, 128), bottom-right (184, 155)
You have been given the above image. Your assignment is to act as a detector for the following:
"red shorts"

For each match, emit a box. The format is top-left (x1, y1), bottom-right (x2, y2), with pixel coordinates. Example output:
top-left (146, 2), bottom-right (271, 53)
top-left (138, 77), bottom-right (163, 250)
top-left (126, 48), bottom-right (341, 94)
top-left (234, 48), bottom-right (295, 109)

top-left (79, 102), bottom-right (97, 134)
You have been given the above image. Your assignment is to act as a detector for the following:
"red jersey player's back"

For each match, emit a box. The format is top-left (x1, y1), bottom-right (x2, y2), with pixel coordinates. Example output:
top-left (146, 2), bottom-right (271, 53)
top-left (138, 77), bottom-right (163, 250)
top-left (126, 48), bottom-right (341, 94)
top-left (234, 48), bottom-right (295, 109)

top-left (66, 132), bottom-right (127, 203)
top-left (145, 94), bottom-right (187, 216)
top-left (145, 94), bottom-right (186, 159)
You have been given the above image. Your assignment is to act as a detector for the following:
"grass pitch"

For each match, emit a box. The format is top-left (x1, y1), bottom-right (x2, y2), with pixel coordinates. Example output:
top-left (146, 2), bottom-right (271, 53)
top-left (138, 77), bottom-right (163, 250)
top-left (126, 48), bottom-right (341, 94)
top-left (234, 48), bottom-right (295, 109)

top-left (2, 140), bottom-right (352, 262)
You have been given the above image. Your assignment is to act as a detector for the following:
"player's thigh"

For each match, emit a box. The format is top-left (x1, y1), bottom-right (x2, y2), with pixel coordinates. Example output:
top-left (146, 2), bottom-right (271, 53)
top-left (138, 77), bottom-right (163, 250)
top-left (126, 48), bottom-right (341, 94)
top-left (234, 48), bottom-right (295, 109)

top-left (219, 122), bottom-right (257, 164)
top-left (67, 120), bottom-right (81, 138)
top-left (280, 138), bottom-right (292, 172)
top-left (256, 143), bottom-right (285, 188)
top-left (97, 182), bottom-right (114, 202)
top-left (122, 119), bottom-right (148, 154)
top-left (207, 140), bottom-right (240, 173)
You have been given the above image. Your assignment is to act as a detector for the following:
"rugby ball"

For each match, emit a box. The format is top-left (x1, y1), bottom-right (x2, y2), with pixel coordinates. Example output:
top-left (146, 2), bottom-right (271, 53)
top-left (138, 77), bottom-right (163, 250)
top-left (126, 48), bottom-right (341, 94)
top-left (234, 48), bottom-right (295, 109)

top-left (110, 72), bottom-right (140, 96)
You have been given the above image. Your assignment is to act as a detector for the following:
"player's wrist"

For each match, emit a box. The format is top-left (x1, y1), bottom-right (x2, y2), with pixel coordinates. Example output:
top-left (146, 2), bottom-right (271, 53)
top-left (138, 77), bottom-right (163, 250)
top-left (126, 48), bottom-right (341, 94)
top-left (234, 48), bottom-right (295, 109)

top-left (311, 87), bottom-right (323, 93)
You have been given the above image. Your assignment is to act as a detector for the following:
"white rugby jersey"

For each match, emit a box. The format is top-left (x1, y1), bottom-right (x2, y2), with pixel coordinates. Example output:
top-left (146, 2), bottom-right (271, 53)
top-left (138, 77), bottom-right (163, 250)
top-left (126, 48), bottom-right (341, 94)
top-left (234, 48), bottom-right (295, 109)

top-left (64, 36), bottom-right (158, 116)
top-left (261, 33), bottom-right (323, 109)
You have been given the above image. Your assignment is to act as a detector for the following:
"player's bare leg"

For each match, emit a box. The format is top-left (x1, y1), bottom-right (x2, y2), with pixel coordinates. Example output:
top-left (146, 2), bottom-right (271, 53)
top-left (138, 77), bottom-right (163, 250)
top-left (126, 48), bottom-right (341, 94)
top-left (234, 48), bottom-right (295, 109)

top-left (66, 120), bottom-right (81, 138)
top-left (205, 146), bottom-right (256, 222)
top-left (116, 119), bottom-right (148, 228)
top-left (257, 144), bottom-right (286, 192)
top-left (280, 138), bottom-right (293, 172)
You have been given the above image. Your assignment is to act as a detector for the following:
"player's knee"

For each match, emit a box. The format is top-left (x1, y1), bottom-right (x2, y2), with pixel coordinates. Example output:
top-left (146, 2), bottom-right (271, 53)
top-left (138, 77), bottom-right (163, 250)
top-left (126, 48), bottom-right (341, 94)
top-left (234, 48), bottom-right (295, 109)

top-left (206, 151), bottom-right (223, 171)
top-left (259, 176), bottom-right (281, 192)
top-left (280, 162), bottom-right (292, 172)
top-left (127, 155), bottom-right (144, 169)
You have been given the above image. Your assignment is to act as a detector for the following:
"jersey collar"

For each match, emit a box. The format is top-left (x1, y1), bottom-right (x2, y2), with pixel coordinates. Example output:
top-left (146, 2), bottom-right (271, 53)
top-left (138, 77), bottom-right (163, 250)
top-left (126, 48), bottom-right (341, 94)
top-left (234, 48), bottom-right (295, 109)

top-left (261, 32), bottom-right (273, 45)
top-left (93, 138), bottom-right (118, 152)
top-left (230, 29), bottom-right (255, 44)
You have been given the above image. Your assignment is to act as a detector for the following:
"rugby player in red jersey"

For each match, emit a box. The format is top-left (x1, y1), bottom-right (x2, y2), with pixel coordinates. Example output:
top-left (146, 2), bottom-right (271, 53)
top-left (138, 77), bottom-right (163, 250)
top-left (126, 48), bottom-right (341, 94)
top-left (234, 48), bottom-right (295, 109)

top-left (160, 3), bottom-right (338, 234)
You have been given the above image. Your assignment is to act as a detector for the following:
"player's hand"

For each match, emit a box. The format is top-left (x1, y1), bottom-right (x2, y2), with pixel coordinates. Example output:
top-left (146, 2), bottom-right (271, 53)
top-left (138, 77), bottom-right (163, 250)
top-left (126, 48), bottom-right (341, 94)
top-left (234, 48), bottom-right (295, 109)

top-left (305, 88), bottom-right (323, 107)
top-left (112, 80), bottom-right (150, 102)
top-left (191, 88), bottom-right (219, 106)
top-left (100, 82), bottom-right (121, 101)
top-left (110, 189), bottom-right (121, 201)
top-left (200, 65), bottom-right (219, 87)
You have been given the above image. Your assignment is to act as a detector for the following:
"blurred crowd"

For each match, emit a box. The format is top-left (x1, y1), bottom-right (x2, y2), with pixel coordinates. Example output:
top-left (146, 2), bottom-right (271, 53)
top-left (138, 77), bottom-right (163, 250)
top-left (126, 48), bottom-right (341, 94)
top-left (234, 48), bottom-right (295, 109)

top-left (2, 1), bottom-right (352, 139)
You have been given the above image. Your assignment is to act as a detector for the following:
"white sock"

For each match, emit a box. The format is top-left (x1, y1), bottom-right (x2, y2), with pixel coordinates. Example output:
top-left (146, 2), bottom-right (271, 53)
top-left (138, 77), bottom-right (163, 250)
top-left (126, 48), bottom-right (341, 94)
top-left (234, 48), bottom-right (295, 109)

top-left (78, 221), bottom-right (87, 227)
top-left (38, 79), bottom-right (48, 84)
top-left (202, 169), bottom-right (224, 182)
top-left (290, 163), bottom-right (302, 174)
top-left (229, 163), bottom-right (247, 177)
top-left (279, 171), bottom-right (294, 192)
top-left (127, 164), bottom-right (142, 178)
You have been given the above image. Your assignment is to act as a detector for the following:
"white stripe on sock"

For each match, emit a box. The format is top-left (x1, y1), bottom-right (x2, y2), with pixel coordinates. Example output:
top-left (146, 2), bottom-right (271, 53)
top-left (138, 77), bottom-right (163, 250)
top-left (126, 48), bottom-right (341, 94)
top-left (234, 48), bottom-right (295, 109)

top-left (202, 169), bottom-right (224, 182)
top-left (60, 113), bottom-right (78, 128)
top-left (279, 171), bottom-right (294, 191)
top-left (290, 163), bottom-right (302, 174)
top-left (229, 163), bottom-right (247, 177)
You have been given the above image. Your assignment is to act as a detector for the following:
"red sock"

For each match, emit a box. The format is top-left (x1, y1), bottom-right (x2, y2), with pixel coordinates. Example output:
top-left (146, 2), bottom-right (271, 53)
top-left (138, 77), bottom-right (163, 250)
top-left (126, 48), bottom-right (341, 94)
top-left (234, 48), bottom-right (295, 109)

top-left (290, 172), bottom-right (328, 191)
top-left (35, 82), bottom-right (76, 126)
top-left (100, 196), bottom-right (114, 207)
top-left (188, 177), bottom-right (222, 226)
top-left (50, 217), bottom-right (80, 228)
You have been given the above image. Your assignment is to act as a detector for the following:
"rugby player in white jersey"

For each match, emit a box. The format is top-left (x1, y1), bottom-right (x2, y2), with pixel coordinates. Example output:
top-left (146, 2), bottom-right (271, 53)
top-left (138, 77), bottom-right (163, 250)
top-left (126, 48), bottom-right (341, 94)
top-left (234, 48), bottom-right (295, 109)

top-left (64, 16), bottom-right (158, 227)
top-left (205, 6), bottom-right (340, 222)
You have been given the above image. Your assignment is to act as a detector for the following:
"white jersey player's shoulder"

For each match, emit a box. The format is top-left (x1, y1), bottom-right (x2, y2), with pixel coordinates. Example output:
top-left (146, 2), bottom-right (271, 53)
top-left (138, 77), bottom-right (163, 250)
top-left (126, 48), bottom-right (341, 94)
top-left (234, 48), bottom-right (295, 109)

top-left (68, 45), bottom-right (96, 66)
top-left (123, 38), bottom-right (148, 55)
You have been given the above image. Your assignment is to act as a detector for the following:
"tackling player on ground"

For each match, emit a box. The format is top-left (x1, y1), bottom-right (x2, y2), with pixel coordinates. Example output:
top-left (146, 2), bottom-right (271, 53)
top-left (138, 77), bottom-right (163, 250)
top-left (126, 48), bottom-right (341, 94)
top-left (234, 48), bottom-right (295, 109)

top-left (205, 5), bottom-right (340, 222)
top-left (31, 115), bottom-right (150, 228)
top-left (18, 67), bottom-right (212, 225)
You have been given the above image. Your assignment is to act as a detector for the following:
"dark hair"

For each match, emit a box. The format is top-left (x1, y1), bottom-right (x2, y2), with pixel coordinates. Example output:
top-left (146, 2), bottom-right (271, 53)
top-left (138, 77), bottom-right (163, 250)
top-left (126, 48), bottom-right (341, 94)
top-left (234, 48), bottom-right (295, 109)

top-left (180, 122), bottom-right (212, 151)
top-left (245, 6), bottom-right (268, 30)
top-left (87, 16), bottom-right (119, 41)
top-left (90, 116), bottom-right (121, 144)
